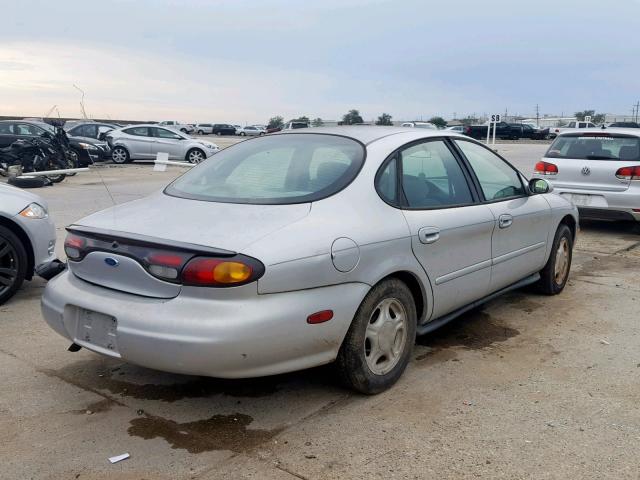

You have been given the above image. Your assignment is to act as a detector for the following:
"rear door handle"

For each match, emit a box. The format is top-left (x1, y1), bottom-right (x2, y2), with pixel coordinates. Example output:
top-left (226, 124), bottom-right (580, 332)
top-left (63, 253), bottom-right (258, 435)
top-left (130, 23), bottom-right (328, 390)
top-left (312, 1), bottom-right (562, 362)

top-left (418, 227), bottom-right (440, 244)
top-left (498, 214), bottom-right (513, 229)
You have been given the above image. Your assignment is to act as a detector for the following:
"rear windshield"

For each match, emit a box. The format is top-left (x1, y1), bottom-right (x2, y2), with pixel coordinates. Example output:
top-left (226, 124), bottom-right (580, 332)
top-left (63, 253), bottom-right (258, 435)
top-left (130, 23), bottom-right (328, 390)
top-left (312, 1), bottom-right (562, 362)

top-left (165, 134), bottom-right (365, 204)
top-left (546, 134), bottom-right (640, 161)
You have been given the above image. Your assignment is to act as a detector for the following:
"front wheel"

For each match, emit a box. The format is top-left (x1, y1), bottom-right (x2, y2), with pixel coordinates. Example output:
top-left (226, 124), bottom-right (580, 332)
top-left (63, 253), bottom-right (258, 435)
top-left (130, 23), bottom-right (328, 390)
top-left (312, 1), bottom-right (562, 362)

top-left (186, 148), bottom-right (205, 164)
top-left (112, 146), bottom-right (129, 164)
top-left (240, 132), bottom-right (246, 136)
top-left (0, 226), bottom-right (28, 305)
top-left (336, 278), bottom-right (416, 394)
top-left (536, 224), bottom-right (573, 295)
top-left (197, 130), bottom-right (205, 135)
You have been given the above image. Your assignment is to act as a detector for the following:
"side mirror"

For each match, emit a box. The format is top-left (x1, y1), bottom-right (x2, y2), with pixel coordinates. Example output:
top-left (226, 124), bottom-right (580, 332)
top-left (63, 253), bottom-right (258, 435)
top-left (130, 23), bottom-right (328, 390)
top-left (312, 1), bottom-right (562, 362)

top-left (529, 178), bottom-right (553, 194)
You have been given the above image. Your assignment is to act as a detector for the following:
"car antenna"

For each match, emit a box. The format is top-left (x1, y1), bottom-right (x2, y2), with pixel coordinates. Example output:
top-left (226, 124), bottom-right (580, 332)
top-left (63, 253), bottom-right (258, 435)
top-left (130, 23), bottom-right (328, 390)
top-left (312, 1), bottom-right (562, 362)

top-left (94, 166), bottom-right (117, 206)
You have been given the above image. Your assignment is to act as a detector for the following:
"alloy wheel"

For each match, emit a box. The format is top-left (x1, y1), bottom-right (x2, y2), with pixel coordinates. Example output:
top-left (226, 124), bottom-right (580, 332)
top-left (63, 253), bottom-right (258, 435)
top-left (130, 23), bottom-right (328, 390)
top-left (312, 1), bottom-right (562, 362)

top-left (112, 148), bottom-right (127, 164)
top-left (364, 298), bottom-right (408, 375)
top-left (188, 150), bottom-right (205, 164)
top-left (0, 239), bottom-right (18, 297)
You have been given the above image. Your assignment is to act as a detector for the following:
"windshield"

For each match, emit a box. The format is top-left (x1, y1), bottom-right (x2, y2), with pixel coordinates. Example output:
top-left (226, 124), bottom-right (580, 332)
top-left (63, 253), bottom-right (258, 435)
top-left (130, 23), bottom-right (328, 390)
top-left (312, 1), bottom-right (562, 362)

top-left (546, 134), bottom-right (640, 161)
top-left (166, 133), bottom-right (365, 204)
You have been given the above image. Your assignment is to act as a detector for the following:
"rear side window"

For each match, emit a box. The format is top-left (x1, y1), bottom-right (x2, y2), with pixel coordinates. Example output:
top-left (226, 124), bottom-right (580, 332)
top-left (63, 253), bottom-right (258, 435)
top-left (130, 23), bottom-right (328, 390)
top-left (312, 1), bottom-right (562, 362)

top-left (455, 140), bottom-right (525, 201)
top-left (166, 134), bottom-right (365, 204)
top-left (546, 135), bottom-right (640, 161)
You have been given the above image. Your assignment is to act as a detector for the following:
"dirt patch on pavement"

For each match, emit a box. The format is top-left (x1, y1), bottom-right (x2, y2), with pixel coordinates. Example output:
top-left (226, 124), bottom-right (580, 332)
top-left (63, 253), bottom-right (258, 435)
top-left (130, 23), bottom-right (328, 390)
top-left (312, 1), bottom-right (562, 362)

top-left (128, 413), bottom-right (282, 453)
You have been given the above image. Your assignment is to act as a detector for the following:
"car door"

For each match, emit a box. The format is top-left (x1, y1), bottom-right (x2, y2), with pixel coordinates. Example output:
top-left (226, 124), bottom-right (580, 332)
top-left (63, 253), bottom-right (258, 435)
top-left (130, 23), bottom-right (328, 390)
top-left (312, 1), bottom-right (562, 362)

top-left (0, 122), bottom-right (18, 148)
top-left (453, 139), bottom-right (551, 292)
top-left (385, 138), bottom-right (495, 319)
top-left (150, 127), bottom-right (185, 160)
top-left (121, 127), bottom-right (153, 159)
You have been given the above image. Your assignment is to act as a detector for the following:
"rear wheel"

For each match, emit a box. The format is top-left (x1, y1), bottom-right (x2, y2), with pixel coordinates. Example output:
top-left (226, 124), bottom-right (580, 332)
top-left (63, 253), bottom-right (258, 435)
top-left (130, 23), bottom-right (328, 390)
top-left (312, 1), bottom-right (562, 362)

top-left (0, 226), bottom-right (28, 305)
top-left (336, 278), bottom-right (416, 394)
top-left (112, 146), bottom-right (129, 164)
top-left (536, 224), bottom-right (573, 295)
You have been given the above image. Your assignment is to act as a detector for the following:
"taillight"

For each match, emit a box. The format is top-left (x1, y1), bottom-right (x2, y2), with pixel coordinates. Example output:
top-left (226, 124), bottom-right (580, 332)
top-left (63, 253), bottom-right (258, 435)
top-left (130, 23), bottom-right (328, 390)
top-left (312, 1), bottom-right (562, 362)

top-left (145, 252), bottom-right (187, 280)
top-left (534, 161), bottom-right (558, 175)
top-left (615, 166), bottom-right (640, 180)
top-left (182, 256), bottom-right (264, 287)
top-left (64, 234), bottom-right (86, 259)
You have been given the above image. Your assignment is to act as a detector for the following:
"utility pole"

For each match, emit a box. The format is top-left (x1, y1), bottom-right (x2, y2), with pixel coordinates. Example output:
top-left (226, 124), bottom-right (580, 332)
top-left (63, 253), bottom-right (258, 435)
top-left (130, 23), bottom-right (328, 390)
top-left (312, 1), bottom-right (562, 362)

top-left (504, 108), bottom-right (508, 123)
top-left (536, 104), bottom-right (540, 128)
top-left (634, 101), bottom-right (640, 123)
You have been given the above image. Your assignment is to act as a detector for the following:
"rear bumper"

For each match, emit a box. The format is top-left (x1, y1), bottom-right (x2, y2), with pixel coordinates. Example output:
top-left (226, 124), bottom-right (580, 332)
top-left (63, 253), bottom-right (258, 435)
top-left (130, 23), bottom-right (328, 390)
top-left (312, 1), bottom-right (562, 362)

top-left (41, 271), bottom-right (368, 378)
top-left (548, 186), bottom-right (640, 222)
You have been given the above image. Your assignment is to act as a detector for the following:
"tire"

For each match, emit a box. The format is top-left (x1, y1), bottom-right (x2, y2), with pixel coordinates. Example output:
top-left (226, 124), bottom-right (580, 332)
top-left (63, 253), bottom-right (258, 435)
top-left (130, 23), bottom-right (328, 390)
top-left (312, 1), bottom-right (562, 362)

top-left (7, 176), bottom-right (48, 188)
top-left (46, 174), bottom-right (66, 183)
top-left (198, 130), bottom-right (205, 135)
top-left (186, 148), bottom-right (205, 164)
top-left (216, 132), bottom-right (222, 136)
top-left (111, 146), bottom-right (130, 164)
top-left (0, 225), bottom-right (28, 305)
top-left (180, 128), bottom-right (188, 133)
top-left (336, 278), bottom-right (417, 394)
top-left (240, 132), bottom-right (246, 136)
top-left (536, 224), bottom-right (573, 295)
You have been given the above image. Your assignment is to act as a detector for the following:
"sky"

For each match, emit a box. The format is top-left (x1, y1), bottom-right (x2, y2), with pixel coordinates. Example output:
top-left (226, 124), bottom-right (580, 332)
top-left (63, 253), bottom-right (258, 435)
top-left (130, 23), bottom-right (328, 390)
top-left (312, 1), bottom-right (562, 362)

top-left (1, 0), bottom-right (639, 124)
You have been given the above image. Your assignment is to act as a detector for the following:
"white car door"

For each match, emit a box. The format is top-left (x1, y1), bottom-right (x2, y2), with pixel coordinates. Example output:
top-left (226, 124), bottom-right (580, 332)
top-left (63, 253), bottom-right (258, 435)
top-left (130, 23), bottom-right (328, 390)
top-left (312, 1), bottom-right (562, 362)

top-left (121, 126), bottom-right (154, 159)
top-left (454, 139), bottom-right (551, 292)
top-left (151, 127), bottom-right (186, 160)
top-left (380, 138), bottom-right (495, 319)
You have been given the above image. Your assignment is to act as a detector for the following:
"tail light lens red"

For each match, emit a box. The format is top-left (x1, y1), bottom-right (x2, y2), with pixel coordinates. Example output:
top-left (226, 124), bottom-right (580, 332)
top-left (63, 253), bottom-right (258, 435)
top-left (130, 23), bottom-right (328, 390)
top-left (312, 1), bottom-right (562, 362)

top-left (615, 166), bottom-right (640, 180)
top-left (64, 234), bottom-right (86, 259)
top-left (64, 230), bottom-right (264, 287)
top-left (534, 161), bottom-right (558, 175)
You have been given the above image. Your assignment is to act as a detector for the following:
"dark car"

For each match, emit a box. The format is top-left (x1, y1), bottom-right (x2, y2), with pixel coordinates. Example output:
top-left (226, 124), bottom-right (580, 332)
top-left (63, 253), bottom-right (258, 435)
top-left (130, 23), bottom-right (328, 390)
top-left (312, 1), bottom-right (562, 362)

top-left (608, 122), bottom-right (640, 128)
top-left (0, 120), bottom-right (109, 167)
top-left (463, 122), bottom-right (520, 140)
top-left (65, 122), bottom-right (119, 141)
top-left (511, 123), bottom-right (550, 140)
top-left (211, 124), bottom-right (236, 136)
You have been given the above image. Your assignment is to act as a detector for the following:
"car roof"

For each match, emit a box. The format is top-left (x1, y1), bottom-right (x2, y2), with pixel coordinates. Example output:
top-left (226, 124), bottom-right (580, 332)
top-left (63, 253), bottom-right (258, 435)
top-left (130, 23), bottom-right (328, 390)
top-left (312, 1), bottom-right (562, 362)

top-left (277, 126), bottom-right (447, 145)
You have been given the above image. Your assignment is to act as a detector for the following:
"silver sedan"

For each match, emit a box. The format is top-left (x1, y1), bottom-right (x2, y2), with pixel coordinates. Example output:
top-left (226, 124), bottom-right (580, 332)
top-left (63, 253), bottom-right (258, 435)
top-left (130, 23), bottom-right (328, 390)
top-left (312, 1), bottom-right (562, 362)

top-left (1, 183), bottom-right (58, 304)
top-left (106, 125), bottom-right (219, 164)
top-left (42, 127), bottom-right (578, 393)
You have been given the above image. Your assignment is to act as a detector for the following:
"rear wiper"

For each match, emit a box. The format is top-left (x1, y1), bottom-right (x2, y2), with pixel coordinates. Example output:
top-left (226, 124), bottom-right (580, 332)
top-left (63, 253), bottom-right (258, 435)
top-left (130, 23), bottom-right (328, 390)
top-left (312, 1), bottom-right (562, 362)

top-left (585, 155), bottom-right (616, 160)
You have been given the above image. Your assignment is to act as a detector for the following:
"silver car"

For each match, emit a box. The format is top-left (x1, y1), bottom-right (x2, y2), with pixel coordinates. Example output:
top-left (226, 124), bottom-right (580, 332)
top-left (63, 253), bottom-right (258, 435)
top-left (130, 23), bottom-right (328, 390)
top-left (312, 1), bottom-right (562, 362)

top-left (532, 128), bottom-right (640, 222)
top-left (106, 125), bottom-right (219, 164)
top-left (238, 126), bottom-right (266, 136)
top-left (1, 183), bottom-right (58, 304)
top-left (42, 127), bottom-right (577, 393)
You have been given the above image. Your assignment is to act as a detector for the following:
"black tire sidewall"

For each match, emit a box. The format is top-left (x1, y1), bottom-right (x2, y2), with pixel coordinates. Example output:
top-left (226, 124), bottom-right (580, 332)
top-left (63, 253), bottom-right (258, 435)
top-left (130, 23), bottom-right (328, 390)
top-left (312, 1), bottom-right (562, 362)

top-left (540, 224), bottom-right (573, 294)
top-left (336, 279), bottom-right (417, 394)
top-left (0, 226), bottom-right (28, 305)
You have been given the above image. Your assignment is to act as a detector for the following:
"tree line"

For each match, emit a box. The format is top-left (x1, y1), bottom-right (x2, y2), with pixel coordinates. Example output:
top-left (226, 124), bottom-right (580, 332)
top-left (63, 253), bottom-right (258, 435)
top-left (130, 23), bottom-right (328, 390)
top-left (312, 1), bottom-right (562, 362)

top-left (267, 109), bottom-right (448, 129)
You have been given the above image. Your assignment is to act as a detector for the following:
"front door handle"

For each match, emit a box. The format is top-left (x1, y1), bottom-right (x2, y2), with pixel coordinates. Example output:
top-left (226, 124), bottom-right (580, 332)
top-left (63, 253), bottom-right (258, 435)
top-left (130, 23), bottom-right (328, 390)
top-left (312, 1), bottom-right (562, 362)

top-left (499, 214), bottom-right (513, 229)
top-left (418, 227), bottom-right (440, 244)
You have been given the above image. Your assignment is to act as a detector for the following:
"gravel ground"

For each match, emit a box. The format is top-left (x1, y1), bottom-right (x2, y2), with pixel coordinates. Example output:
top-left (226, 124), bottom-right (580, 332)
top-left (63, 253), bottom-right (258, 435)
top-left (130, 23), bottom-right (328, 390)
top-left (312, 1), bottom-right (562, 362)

top-left (1, 144), bottom-right (639, 479)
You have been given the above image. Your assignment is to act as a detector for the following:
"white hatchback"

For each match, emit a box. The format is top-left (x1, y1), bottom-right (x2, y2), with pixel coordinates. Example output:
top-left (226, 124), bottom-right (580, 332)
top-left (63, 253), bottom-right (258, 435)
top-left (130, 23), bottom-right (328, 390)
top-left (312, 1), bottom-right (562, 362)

top-left (532, 129), bottom-right (640, 222)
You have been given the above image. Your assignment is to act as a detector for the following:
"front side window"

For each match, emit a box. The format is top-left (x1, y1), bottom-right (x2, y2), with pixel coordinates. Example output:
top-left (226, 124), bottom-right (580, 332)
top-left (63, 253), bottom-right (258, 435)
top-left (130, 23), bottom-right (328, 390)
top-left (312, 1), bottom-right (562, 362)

top-left (397, 140), bottom-right (473, 208)
top-left (14, 123), bottom-right (44, 136)
top-left (166, 134), bottom-right (365, 204)
top-left (124, 127), bottom-right (150, 137)
top-left (455, 140), bottom-right (525, 201)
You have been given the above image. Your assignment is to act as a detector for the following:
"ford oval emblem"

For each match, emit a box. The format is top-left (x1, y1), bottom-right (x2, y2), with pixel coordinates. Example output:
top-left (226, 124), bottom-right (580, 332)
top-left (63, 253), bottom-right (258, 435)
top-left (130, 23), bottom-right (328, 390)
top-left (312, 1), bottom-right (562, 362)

top-left (104, 257), bottom-right (119, 267)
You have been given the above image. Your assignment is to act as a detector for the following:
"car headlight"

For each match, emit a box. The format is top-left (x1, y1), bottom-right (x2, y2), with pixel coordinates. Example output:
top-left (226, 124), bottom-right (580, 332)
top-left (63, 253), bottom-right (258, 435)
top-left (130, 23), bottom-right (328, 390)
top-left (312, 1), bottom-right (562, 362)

top-left (78, 142), bottom-right (98, 150)
top-left (19, 203), bottom-right (48, 219)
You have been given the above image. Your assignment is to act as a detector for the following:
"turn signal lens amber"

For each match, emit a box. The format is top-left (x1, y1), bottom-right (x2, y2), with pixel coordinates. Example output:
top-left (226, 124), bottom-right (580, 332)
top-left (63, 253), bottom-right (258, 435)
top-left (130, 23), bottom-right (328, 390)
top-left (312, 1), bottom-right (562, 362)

top-left (213, 262), bottom-right (252, 283)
